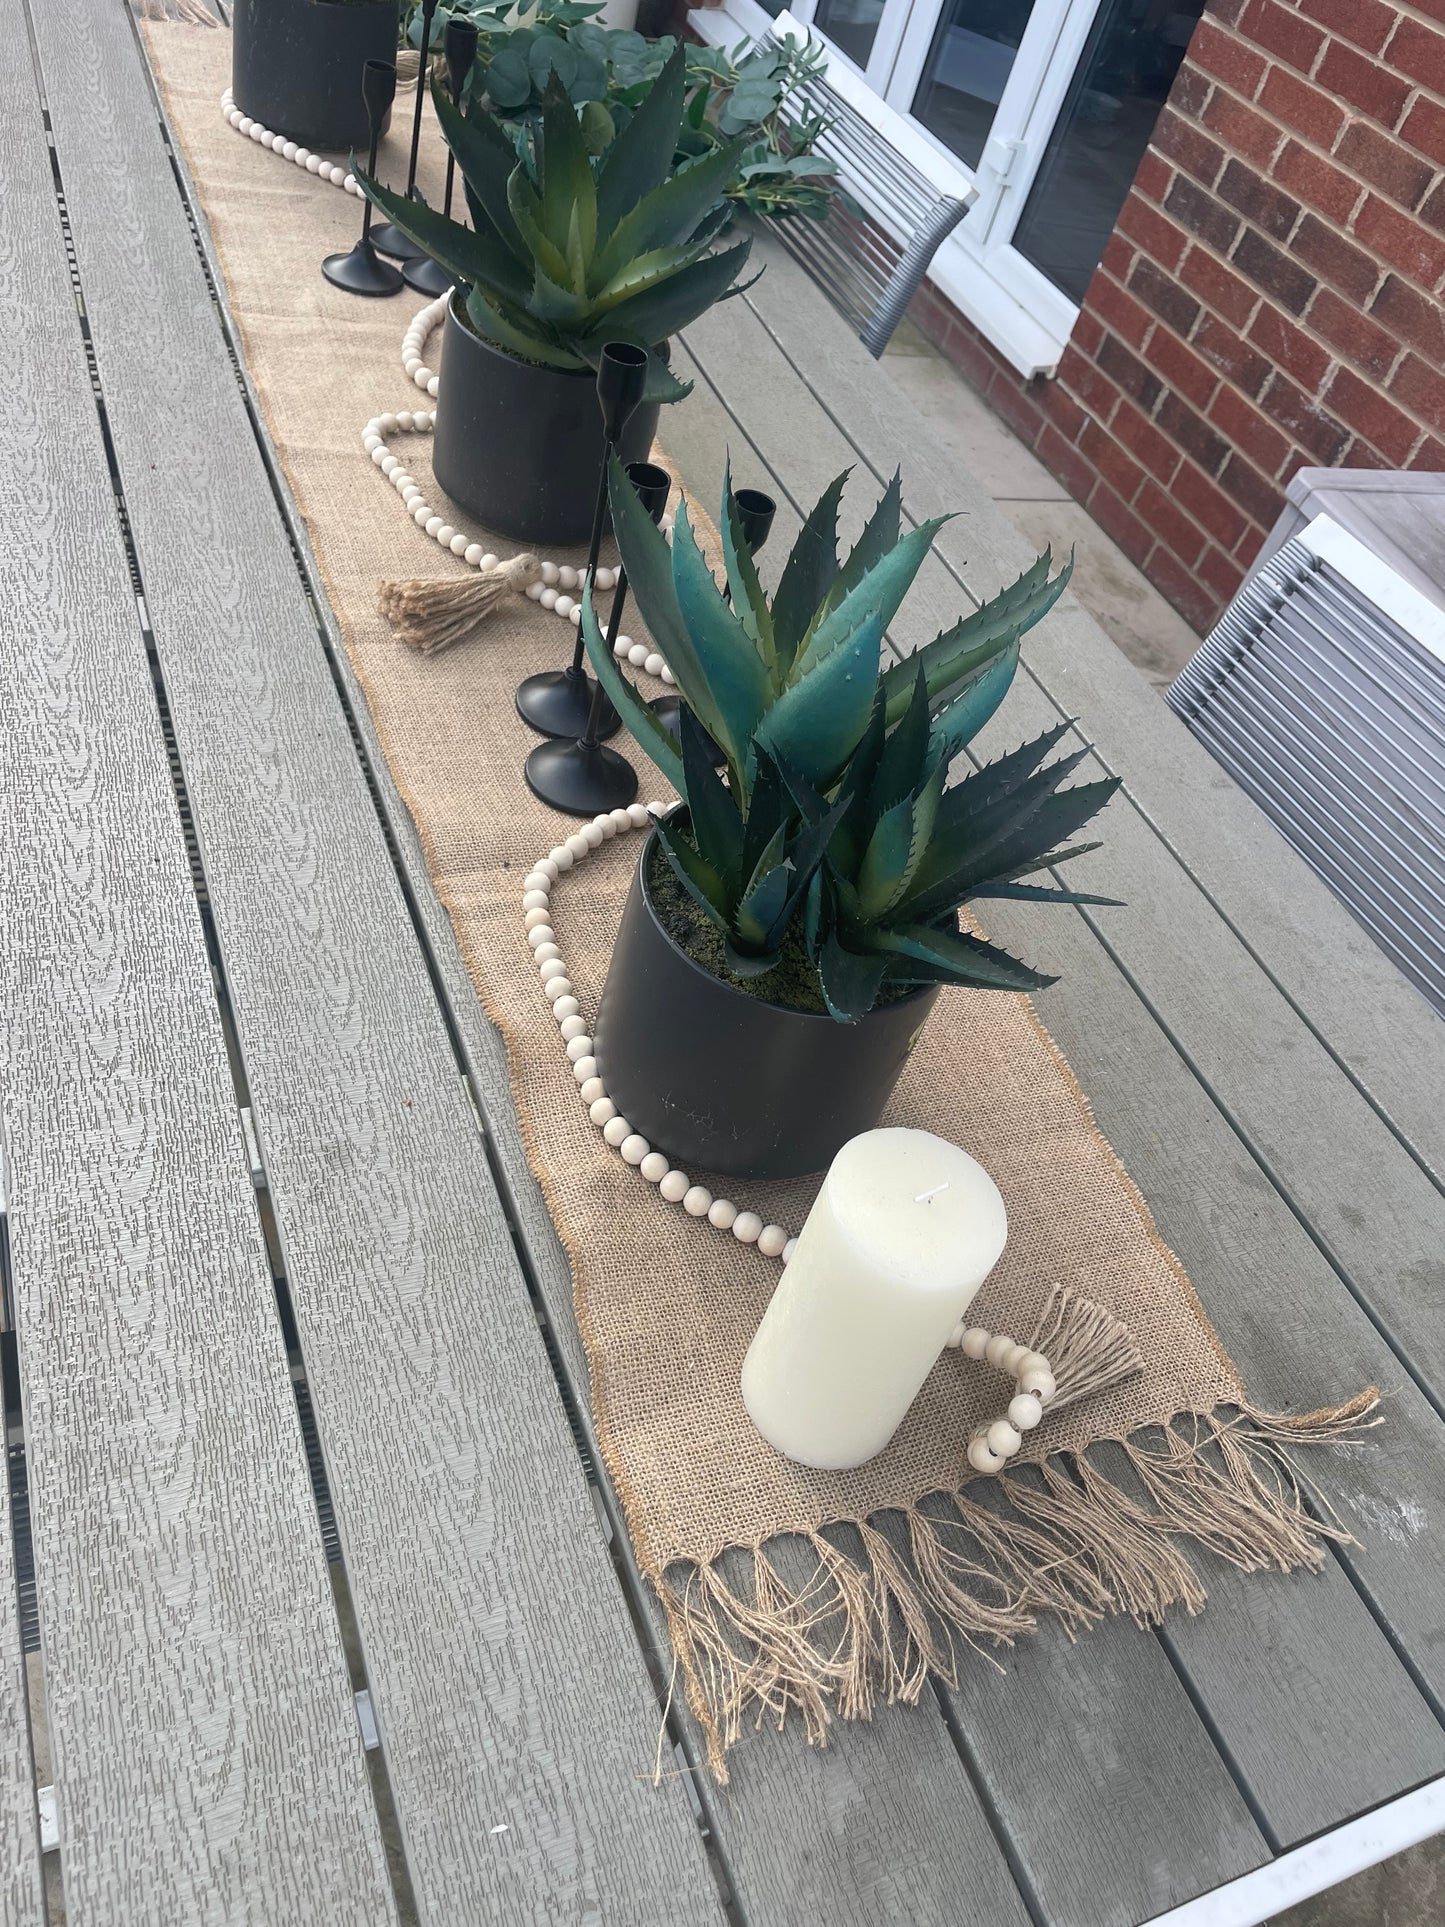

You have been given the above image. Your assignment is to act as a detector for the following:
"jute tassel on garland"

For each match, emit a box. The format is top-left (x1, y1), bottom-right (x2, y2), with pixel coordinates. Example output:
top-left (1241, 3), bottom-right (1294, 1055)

top-left (139, 0), bottom-right (219, 23)
top-left (378, 553), bottom-right (543, 655)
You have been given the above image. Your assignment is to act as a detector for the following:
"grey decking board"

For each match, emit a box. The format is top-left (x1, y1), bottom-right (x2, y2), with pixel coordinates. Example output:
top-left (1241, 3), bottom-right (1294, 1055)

top-left (124, 38), bottom-right (1061, 1927)
top-left (0, 8), bottom-right (396, 1920)
top-left (0, 1451), bottom-right (41, 1923)
top-left (681, 290), bottom-right (1445, 1845)
top-left (667, 333), bottom-right (1295, 1916)
top-left (739, 235), bottom-right (1445, 1196)
top-left (49, 6), bottom-right (721, 1921)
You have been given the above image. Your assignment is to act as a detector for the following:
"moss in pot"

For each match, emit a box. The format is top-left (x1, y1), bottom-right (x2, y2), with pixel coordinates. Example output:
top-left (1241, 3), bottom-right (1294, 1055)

top-left (356, 48), bottom-right (756, 543)
top-left (584, 463), bottom-right (1124, 1181)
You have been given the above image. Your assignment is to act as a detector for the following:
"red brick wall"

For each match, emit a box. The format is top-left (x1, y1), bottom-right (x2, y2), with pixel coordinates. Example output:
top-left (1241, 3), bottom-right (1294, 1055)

top-left (910, 0), bottom-right (1445, 634)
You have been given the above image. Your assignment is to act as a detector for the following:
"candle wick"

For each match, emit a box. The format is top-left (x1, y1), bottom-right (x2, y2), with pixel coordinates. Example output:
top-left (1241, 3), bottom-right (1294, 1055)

top-left (914, 1183), bottom-right (950, 1203)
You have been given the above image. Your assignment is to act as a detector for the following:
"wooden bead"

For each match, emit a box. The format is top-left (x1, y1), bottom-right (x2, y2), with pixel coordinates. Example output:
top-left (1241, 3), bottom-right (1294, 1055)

top-left (538, 959), bottom-right (567, 986)
top-left (683, 1185), bottom-right (712, 1217)
top-left (589, 1097), bottom-right (616, 1126)
top-left (565, 833), bottom-right (591, 859)
top-left (999, 1341), bottom-right (1030, 1376)
top-left (757, 1224), bottom-right (788, 1258)
top-left (1019, 1367), bottom-right (1056, 1403)
top-left (602, 1116), bottom-right (631, 1147)
top-left (546, 978), bottom-right (573, 1003)
top-left (620, 1134), bottom-right (649, 1165)
top-left (522, 888), bottom-right (549, 913)
top-left (578, 1075), bottom-right (604, 1102)
top-left (732, 1212), bottom-right (763, 1244)
top-left (782, 1238), bottom-right (798, 1264)
top-left (985, 1333), bottom-right (1016, 1368)
top-left (533, 944), bottom-right (561, 968)
top-left (524, 908), bottom-right (551, 933)
top-left (986, 1420), bottom-right (1022, 1459)
top-left (548, 845), bottom-right (573, 870)
top-left (967, 1437), bottom-right (1004, 1476)
top-left (1018, 1351), bottom-right (1050, 1376)
top-left (659, 1170), bottom-right (690, 1203)
top-left (626, 803), bottom-right (650, 827)
top-left (640, 1152), bottom-right (669, 1183)
top-left (552, 996), bottom-right (581, 1023)
top-left (564, 1034), bottom-right (594, 1062)
top-left (559, 1015), bottom-right (587, 1043)
top-left (571, 1055), bottom-right (597, 1082)
top-left (707, 1199), bottom-right (737, 1230)
top-left (523, 872), bottom-right (552, 895)
top-left (1008, 1393), bottom-right (1043, 1432)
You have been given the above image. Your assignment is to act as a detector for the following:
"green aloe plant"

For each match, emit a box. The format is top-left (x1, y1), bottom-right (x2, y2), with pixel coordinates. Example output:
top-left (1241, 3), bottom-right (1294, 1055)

top-left (357, 45), bottom-right (754, 402)
top-left (583, 463), bottom-right (1122, 1019)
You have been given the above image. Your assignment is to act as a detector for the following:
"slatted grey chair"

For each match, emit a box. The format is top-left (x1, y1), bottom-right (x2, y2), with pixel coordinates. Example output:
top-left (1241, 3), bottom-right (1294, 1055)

top-left (757, 14), bottom-right (975, 357)
top-left (1168, 508), bottom-right (1445, 1015)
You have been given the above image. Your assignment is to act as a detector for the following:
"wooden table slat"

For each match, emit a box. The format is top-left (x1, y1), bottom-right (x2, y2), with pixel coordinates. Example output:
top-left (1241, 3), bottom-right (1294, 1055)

top-left (44, 5), bottom-right (723, 1920)
top-left (0, 8), bottom-right (397, 1919)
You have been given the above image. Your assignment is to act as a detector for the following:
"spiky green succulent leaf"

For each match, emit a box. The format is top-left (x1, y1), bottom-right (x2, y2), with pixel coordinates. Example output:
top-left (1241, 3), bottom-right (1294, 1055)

top-left (754, 610), bottom-right (884, 791)
top-left (882, 549), bottom-right (1070, 722)
top-left (355, 165), bottom-right (531, 300)
top-left (595, 42), bottom-right (689, 235)
top-left (579, 581), bottom-right (685, 792)
top-left (652, 808), bottom-right (733, 932)
top-left (791, 514), bottom-right (949, 681)
top-left (769, 472), bottom-right (848, 675)
top-left (871, 922), bottom-right (1056, 991)
top-left (670, 498), bottom-right (772, 786)
top-left (926, 640), bottom-right (1021, 765)
top-left (722, 458), bottom-right (775, 669)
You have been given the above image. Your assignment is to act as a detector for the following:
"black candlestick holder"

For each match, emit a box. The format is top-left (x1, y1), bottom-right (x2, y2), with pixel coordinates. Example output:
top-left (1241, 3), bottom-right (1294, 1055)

top-left (652, 485), bottom-right (777, 745)
top-left (516, 342), bottom-right (649, 739)
top-left (524, 461), bottom-right (671, 815)
top-left (322, 62), bottom-right (405, 297)
top-left (372, 0), bottom-right (439, 263)
top-left (403, 13), bottom-right (476, 295)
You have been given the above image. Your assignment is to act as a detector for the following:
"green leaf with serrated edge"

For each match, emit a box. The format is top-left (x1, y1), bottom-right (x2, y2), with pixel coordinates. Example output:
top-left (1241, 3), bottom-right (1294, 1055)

top-left (817, 934), bottom-right (888, 1022)
top-left (435, 85), bottom-right (530, 260)
top-left (738, 739), bottom-right (786, 885)
top-left (678, 706), bottom-right (744, 896)
top-left (670, 498), bottom-right (772, 786)
top-left (866, 659), bottom-right (929, 826)
top-left (579, 581), bottom-right (685, 792)
top-left (753, 610), bottom-right (883, 792)
top-left (590, 237), bottom-right (717, 310)
top-left (821, 471), bottom-right (902, 619)
top-left (594, 139), bottom-right (749, 290)
top-left (830, 688), bottom-right (887, 877)
top-left (791, 515), bottom-right (948, 682)
top-left (652, 809), bottom-right (733, 931)
top-left (721, 456), bottom-right (775, 670)
top-left (605, 457), bottom-right (730, 751)
top-left (871, 923), bottom-right (1055, 991)
top-left (770, 472), bottom-right (848, 674)
top-left (734, 826), bottom-right (790, 950)
top-left (856, 790), bottom-right (915, 920)
top-left (537, 73), bottom-right (596, 258)
top-left (903, 772), bottom-right (1120, 921)
top-left (462, 286), bottom-right (583, 367)
top-left (588, 241), bottom-right (754, 351)
top-left (355, 165), bottom-right (531, 301)
top-left (927, 640), bottom-right (1020, 764)
top-left (906, 744), bottom-right (1096, 907)
top-left (882, 550), bottom-right (1070, 721)
top-left (953, 718), bottom-right (1075, 810)
top-left (595, 42), bottom-right (688, 238)
top-left (864, 752), bottom-right (945, 920)
top-left (506, 169), bottom-right (574, 292)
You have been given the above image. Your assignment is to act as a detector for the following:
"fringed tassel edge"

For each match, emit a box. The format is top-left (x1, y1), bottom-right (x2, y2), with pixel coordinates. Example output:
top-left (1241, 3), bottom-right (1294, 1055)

top-left (656, 1388), bottom-right (1382, 1783)
top-left (138, 0), bottom-right (219, 23)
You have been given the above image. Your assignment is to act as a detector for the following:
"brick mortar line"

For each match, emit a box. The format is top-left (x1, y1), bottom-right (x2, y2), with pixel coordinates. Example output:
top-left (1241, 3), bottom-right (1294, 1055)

top-left (1199, 8), bottom-right (1445, 129)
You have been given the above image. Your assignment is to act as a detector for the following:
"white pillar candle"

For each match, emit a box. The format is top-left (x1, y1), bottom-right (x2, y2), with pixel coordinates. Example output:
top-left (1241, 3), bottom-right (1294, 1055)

top-left (740, 1128), bottom-right (1008, 1470)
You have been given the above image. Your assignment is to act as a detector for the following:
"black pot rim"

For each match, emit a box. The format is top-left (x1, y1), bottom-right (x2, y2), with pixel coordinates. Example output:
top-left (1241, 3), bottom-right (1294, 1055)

top-left (637, 821), bottom-right (935, 1027)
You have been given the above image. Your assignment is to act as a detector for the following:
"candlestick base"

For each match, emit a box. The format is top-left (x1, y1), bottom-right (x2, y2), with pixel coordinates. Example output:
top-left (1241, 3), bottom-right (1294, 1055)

top-left (321, 238), bottom-right (404, 297)
top-left (515, 668), bottom-right (621, 741)
top-left (524, 737), bottom-right (638, 816)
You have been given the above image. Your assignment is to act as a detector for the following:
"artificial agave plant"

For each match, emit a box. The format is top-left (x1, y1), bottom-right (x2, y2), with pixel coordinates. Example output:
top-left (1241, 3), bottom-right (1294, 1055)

top-left (583, 463), bottom-right (1122, 1020)
top-left (357, 45), bottom-right (753, 402)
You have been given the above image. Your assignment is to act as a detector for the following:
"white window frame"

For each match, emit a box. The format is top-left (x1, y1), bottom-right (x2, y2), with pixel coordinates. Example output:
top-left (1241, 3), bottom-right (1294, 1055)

top-left (690, 0), bottom-right (1094, 375)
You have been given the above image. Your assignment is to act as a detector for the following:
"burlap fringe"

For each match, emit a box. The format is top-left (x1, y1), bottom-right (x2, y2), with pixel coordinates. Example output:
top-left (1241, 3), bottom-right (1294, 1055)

top-left (377, 553), bottom-right (543, 654)
top-left (655, 1291), bottom-right (1380, 1782)
top-left (138, 0), bottom-right (219, 23)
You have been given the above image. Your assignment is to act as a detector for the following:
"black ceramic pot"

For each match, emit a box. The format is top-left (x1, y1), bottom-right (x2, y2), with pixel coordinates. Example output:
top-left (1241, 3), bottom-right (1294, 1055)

top-left (232, 0), bottom-right (399, 151)
top-left (431, 293), bottom-right (664, 546)
top-left (594, 832), bottom-right (941, 1182)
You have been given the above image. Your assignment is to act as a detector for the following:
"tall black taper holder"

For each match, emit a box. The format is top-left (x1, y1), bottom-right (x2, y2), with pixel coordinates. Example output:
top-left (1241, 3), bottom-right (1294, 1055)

top-left (404, 14), bottom-right (477, 295)
top-left (652, 485), bottom-right (777, 743)
top-left (524, 461), bottom-right (670, 815)
top-left (372, 0), bottom-right (439, 264)
top-left (322, 62), bottom-right (405, 297)
top-left (515, 342), bottom-right (648, 739)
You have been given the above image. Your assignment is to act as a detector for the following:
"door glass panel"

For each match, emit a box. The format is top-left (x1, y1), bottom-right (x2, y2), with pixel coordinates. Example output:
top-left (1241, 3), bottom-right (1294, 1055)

top-left (811, 0), bottom-right (886, 69)
top-left (910, 0), bottom-right (1036, 171)
top-left (1013, 0), bottom-right (1207, 302)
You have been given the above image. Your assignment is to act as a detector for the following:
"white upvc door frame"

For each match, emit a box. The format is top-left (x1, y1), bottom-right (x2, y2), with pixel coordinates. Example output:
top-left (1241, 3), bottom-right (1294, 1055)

top-left (691, 0), bottom-right (1098, 374)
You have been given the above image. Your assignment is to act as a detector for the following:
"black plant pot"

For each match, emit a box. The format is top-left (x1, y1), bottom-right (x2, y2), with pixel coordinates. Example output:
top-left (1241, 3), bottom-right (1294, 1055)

top-left (432, 293), bottom-right (664, 547)
top-left (594, 832), bottom-right (941, 1182)
top-left (232, 0), bottom-right (400, 151)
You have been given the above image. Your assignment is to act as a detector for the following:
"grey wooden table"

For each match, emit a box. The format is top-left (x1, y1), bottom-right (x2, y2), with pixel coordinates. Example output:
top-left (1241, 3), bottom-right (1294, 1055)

top-left (1, 3), bottom-right (1443, 1921)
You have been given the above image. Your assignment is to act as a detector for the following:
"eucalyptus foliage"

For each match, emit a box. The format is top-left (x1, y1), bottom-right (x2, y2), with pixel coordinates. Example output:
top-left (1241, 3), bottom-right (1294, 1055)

top-left (357, 46), bottom-right (752, 402)
top-left (583, 465), bottom-right (1121, 1020)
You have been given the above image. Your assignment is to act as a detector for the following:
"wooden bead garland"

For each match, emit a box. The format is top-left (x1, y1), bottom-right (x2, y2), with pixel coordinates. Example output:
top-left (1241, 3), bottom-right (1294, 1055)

top-left (522, 804), bottom-right (1056, 1475)
top-left (220, 89), bottom-right (362, 197)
